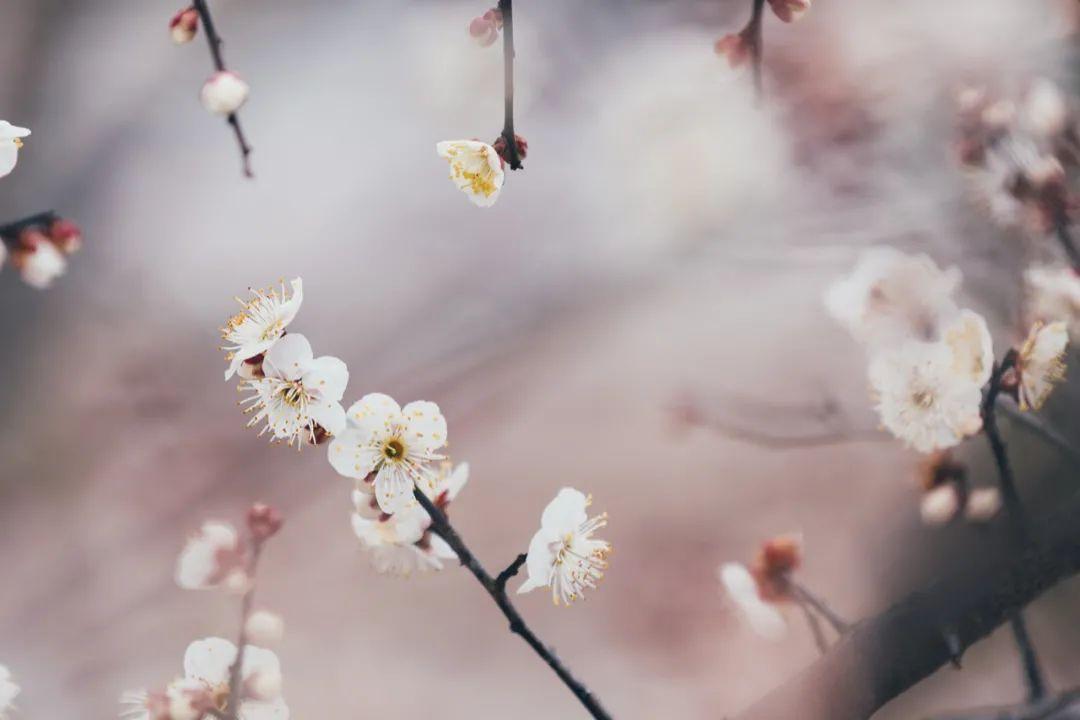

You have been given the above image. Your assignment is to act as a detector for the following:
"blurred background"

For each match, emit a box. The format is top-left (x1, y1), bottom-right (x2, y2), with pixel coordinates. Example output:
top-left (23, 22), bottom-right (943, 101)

top-left (0, 0), bottom-right (1078, 717)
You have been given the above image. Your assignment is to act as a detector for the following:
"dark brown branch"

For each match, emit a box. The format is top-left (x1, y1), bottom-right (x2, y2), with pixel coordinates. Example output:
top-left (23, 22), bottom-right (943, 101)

top-left (790, 581), bottom-right (851, 636)
top-left (497, 0), bottom-right (523, 170)
top-left (928, 687), bottom-right (1080, 720)
top-left (796, 598), bottom-right (829, 656)
top-left (191, 0), bottom-right (254, 178)
top-left (747, 0), bottom-right (766, 97)
top-left (734, 492), bottom-right (1080, 720)
top-left (412, 488), bottom-right (611, 720)
top-left (0, 210), bottom-right (59, 245)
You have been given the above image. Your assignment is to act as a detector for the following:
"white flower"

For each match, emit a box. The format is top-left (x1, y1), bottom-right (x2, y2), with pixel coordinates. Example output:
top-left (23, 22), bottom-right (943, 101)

top-left (0, 665), bottom-right (19, 719)
top-left (1025, 264), bottom-right (1080, 338)
top-left (1021, 78), bottom-right (1068, 138)
top-left (943, 309), bottom-right (994, 388)
top-left (826, 247), bottom-right (961, 349)
top-left (517, 488), bottom-right (611, 605)
top-left (328, 393), bottom-right (447, 514)
top-left (965, 487), bottom-right (1002, 522)
top-left (14, 235), bottom-right (66, 289)
top-left (920, 484), bottom-right (960, 526)
top-left (718, 563), bottom-right (786, 640)
top-left (175, 521), bottom-right (247, 591)
top-left (1015, 320), bottom-right (1069, 411)
top-left (200, 71), bottom-right (250, 115)
top-left (350, 462), bottom-right (468, 576)
top-left (120, 678), bottom-right (209, 720)
top-left (244, 611), bottom-right (285, 647)
top-left (0, 121), bottom-right (30, 179)
top-left (221, 279), bottom-right (303, 380)
top-left (240, 334), bottom-right (348, 448)
top-left (435, 140), bottom-right (504, 207)
top-left (869, 339), bottom-right (984, 453)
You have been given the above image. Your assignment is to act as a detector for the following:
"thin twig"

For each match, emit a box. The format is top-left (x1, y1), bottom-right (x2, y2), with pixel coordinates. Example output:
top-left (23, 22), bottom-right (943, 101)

top-left (0, 210), bottom-right (59, 244)
top-left (796, 597), bottom-right (829, 656)
top-left (191, 0), bottom-right (254, 178)
top-left (225, 540), bottom-right (263, 720)
top-left (412, 488), bottom-right (611, 720)
top-left (789, 581), bottom-right (851, 636)
top-left (497, 0), bottom-right (523, 170)
top-left (495, 553), bottom-right (528, 592)
top-left (747, 0), bottom-right (766, 98)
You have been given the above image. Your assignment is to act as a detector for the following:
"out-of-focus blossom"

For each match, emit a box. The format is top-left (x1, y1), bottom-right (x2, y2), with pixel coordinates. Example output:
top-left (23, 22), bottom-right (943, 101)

top-left (518, 488), bottom-right (611, 605)
top-left (943, 309), bottom-right (994, 387)
top-left (221, 279), bottom-right (303, 380)
top-left (719, 562), bottom-right (786, 640)
top-left (713, 33), bottom-right (751, 69)
top-left (175, 521), bottom-right (248, 592)
top-left (247, 503), bottom-right (284, 543)
top-left (170, 7), bottom-right (200, 45)
top-left (468, 8), bottom-right (502, 47)
top-left (1025, 264), bottom-right (1080, 338)
top-left (435, 140), bottom-right (504, 207)
top-left (869, 339), bottom-right (984, 453)
top-left (920, 484), bottom-right (961, 525)
top-left (1014, 320), bottom-right (1069, 411)
top-left (120, 678), bottom-right (211, 720)
top-left (1021, 78), bottom-right (1068, 139)
top-left (0, 665), bottom-right (18, 719)
top-left (328, 393), bottom-right (447, 514)
top-left (200, 71), bottom-right (250, 116)
top-left (767, 0), bottom-right (811, 23)
top-left (48, 218), bottom-right (83, 254)
top-left (11, 229), bottom-right (67, 289)
top-left (245, 611), bottom-right (285, 647)
top-left (350, 462), bottom-right (468, 576)
top-left (825, 247), bottom-right (961, 349)
top-left (0, 121), bottom-right (30, 179)
top-left (965, 487), bottom-right (1002, 522)
top-left (240, 334), bottom-right (348, 448)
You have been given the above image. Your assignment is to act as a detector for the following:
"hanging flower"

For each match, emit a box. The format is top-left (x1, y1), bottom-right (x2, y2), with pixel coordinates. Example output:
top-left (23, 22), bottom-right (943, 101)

top-left (718, 563), bottom-right (787, 640)
top-left (0, 121), bottom-right (30, 179)
top-left (221, 279), bottom-right (303, 380)
top-left (10, 229), bottom-right (66, 289)
top-left (0, 665), bottom-right (19, 719)
top-left (175, 521), bottom-right (248, 592)
top-left (1025, 264), bottom-right (1080, 339)
top-left (327, 393), bottom-right (447, 514)
top-left (200, 71), bottom-right (250, 116)
top-left (350, 462), bottom-right (468, 576)
top-left (240, 333), bottom-right (348, 448)
top-left (517, 488), bottom-right (611, 605)
top-left (1014, 320), bottom-right (1069, 411)
top-left (435, 140), bottom-right (504, 207)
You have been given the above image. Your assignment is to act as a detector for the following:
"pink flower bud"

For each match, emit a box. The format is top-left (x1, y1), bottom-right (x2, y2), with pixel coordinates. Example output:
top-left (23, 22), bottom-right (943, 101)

top-left (170, 7), bottom-right (200, 45)
top-left (492, 133), bottom-right (528, 165)
top-left (247, 503), bottom-right (283, 542)
top-left (469, 16), bottom-right (499, 47)
top-left (12, 229), bottom-right (66, 289)
top-left (48, 218), bottom-right (82, 254)
top-left (245, 610), bottom-right (285, 646)
top-left (768, 0), bottom-right (811, 23)
top-left (200, 71), bottom-right (250, 116)
top-left (714, 34), bottom-right (751, 69)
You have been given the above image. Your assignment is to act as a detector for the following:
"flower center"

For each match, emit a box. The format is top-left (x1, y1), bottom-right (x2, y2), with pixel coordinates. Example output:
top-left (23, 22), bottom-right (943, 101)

top-left (912, 389), bottom-right (935, 408)
top-left (277, 381), bottom-right (306, 408)
top-left (12, 138), bottom-right (22, 149)
top-left (382, 438), bottom-right (406, 461)
top-left (259, 319), bottom-right (284, 341)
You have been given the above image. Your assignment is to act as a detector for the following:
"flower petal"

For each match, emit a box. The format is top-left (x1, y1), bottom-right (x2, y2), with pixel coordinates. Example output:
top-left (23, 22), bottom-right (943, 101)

top-left (401, 400), bottom-right (447, 455)
top-left (183, 637), bottom-right (236, 687)
top-left (302, 356), bottom-right (349, 402)
top-left (540, 488), bottom-right (589, 533)
top-left (309, 399), bottom-right (346, 436)
top-left (328, 429), bottom-right (380, 480)
top-left (345, 393), bottom-right (402, 441)
top-left (375, 464), bottom-right (414, 514)
top-left (263, 333), bottom-right (314, 381)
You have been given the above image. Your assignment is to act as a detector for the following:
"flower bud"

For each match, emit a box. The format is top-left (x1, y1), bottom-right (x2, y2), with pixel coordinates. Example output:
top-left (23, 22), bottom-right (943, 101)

top-left (170, 7), bottom-right (200, 45)
top-left (245, 667), bottom-right (283, 702)
top-left (1023, 78), bottom-right (1068, 138)
top-left (245, 610), bottom-right (285, 646)
top-left (247, 503), bottom-right (284, 542)
top-left (12, 228), bottom-right (66, 289)
top-left (768, 0), bottom-right (811, 23)
top-left (469, 15), bottom-right (499, 47)
top-left (921, 484), bottom-right (960, 525)
top-left (965, 487), bottom-right (1002, 522)
top-left (200, 71), bottom-right (250, 116)
top-left (714, 33), bottom-right (751, 69)
top-left (492, 133), bottom-right (528, 165)
top-left (48, 218), bottom-right (82, 254)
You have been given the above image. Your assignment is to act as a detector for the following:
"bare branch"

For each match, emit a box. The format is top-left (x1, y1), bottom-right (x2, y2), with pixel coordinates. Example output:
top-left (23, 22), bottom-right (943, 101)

top-left (497, 0), bottom-right (523, 170)
top-left (0, 210), bottom-right (60, 245)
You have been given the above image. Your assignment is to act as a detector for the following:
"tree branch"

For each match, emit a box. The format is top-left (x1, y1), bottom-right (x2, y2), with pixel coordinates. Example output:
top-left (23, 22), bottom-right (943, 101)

top-left (191, 0), bottom-right (254, 178)
top-left (412, 488), bottom-right (611, 720)
top-left (497, 0), bottom-right (523, 170)
top-left (0, 210), bottom-right (59, 245)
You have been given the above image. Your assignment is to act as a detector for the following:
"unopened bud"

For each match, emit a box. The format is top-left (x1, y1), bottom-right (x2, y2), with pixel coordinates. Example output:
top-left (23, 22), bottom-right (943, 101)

top-left (921, 484), bottom-right (960, 525)
top-left (48, 218), bottom-right (82, 254)
top-left (767, 0), bottom-right (811, 23)
top-left (200, 71), bottom-right (250, 116)
top-left (247, 503), bottom-right (283, 542)
top-left (714, 33), bottom-right (751, 69)
top-left (469, 15), bottom-right (499, 47)
top-left (170, 7), bottom-right (200, 45)
top-left (965, 487), bottom-right (1002, 522)
top-left (492, 133), bottom-right (528, 165)
top-left (245, 610), bottom-right (285, 646)
top-left (12, 228), bottom-right (66, 289)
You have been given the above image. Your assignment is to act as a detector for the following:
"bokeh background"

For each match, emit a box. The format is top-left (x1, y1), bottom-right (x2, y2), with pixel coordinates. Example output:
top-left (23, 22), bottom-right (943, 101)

top-left (1, 0), bottom-right (1079, 717)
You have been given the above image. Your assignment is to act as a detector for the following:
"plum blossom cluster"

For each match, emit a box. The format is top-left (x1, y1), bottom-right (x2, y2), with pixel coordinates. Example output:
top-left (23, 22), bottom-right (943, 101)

top-left (0, 214), bottom-right (83, 290)
top-left (123, 505), bottom-right (286, 720)
top-left (714, 0), bottom-right (811, 73)
top-left (0, 665), bottom-right (19, 720)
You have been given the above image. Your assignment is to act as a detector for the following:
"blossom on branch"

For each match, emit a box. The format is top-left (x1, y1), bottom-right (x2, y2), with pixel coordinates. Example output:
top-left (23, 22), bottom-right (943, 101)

top-left (221, 278), bottom-right (303, 380)
top-left (175, 521), bottom-right (248, 592)
top-left (0, 665), bottom-right (18, 719)
top-left (517, 488), bottom-right (611, 605)
top-left (245, 611), bottom-right (285, 647)
top-left (0, 121), bottom-right (30, 179)
top-left (9, 229), bottom-right (67, 289)
top-left (1013, 320), bottom-right (1069, 411)
top-left (201, 71), bottom-right (250, 116)
top-left (767, 0), bottom-right (811, 23)
top-left (435, 140), bottom-right (504, 207)
top-left (170, 7), bottom-right (199, 45)
top-left (1025, 264), bottom-right (1080, 338)
top-left (327, 393), bottom-right (448, 514)
top-left (239, 333), bottom-right (349, 448)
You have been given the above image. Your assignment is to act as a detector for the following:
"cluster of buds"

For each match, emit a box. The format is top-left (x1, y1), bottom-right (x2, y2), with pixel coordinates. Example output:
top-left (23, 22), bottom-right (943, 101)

top-left (175, 502), bottom-right (283, 592)
top-left (0, 216), bottom-right (82, 289)
top-left (468, 7), bottom-right (503, 47)
top-left (918, 451), bottom-right (1001, 525)
top-left (169, 6), bottom-right (251, 116)
top-left (954, 79), bottom-right (1078, 235)
top-left (714, 0), bottom-right (811, 69)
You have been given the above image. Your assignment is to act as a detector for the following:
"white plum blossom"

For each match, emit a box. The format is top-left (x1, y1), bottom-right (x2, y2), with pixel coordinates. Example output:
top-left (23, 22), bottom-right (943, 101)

top-left (435, 140), bottom-right (504, 207)
top-left (350, 462), bottom-right (467, 576)
top-left (825, 247), bottom-right (961, 349)
top-left (14, 235), bottom-right (66, 289)
top-left (718, 563), bottom-right (786, 640)
top-left (221, 279), bottom-right (303, 380)
top-left (869, 338), bottom-right (985, 453)
top-left (0, 665), bottom-right (18, 719)
top-left (517, 488), bottom-right (611, 605)
top-left (200, 71), bottom-right (250, 115)
top-left (240, 334), bottom-right (348, 448)
top-left (1021, 78), bottom-right (1068, 139)
top-left (0, 121), bottom-right (30, 179)
top-left (328, 393), bottom-right (447, 514)
top-left (120, 678), bottom-right (209, 720)
top-left (942, 309), bottom-right (994, 388)
top-left (1015, 320), bottom-right (1069, 411)
top-left (1025, 264), bottom-right (1080, 338)
top-left (175, 521), bottom-right (247, 592)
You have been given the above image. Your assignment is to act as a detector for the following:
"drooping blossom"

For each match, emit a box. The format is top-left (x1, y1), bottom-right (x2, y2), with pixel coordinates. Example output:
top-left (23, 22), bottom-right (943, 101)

top-left (1025, 264), bottom-right (1080, 338)
top-left (0, 121), bottom-right (30, 179)
top-left (201, 71), bottom-right (250, 115)
top-left (328, 393), bottom-right (447, 513)
top-left (1014, 320), bottom-right (1069, 411)
top-left (10, 229), bottom-right (67, 289)
top-left (767, 0), bottom-right (810, 22)
top-left (0, 665), bottom-right (18, 719)
top-left (351, 462), bottom-right (468, 576)
top-left (720, 534), bottom-right (804, 638)
top-left (175, 521), bottom-right (248, 592)
top-left (468, 8), bottom-right (502, 47)
top-left (435, 140), bottom-right (504, 207)
top-left (825, 247), bottom-right (961, 349)
top-left (517, 488), bottom-right (611, 605)
top-left (719, 562), bottom-right (787, 640)
top-left (240, 333), bottom-right (348, 448)
top-left (221, 279), bottom-right (303, 380)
